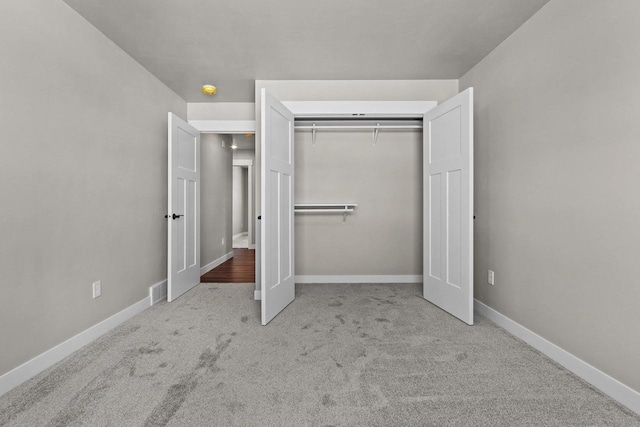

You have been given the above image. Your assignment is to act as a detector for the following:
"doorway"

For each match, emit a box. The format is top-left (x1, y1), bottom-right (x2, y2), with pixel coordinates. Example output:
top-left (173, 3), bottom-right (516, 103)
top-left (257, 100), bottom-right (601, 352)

top-left (199, 133), bottom-right (256, 284)
top-left (257, 90), bottom-right (474, 325)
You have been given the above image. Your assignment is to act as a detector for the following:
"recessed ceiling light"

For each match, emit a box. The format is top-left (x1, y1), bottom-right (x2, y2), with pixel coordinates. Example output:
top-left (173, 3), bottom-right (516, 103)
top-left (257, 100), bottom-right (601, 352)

top-left (230, 144), bottom-right (238, 149)
top-left (202, 85), bottom-right (217, 95)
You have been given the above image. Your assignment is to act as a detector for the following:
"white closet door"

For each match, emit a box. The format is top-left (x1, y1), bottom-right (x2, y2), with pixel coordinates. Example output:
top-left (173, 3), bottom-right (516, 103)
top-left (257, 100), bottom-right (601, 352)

top-left (260, 89), bottom-right (295, 325)
top-left (168, 113), bottom-right (201, 302)
top-left (423, 88), bottom-right (474, 325)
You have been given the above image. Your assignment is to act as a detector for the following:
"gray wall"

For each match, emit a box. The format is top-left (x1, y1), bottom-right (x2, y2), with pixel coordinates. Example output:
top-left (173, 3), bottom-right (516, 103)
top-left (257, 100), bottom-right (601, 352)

top-left (201, 134), bottom-right (233, 266)
top-left (232, 167), bottom-right (248, 236)
top-left (460, 0), bottom-right (640, 392)
top-left (295, 130), bottom-right (423, 275)
top-left (187, 102), bottom-right (255, 121)
top-left (0, 0), bottom-right (186, 376)
top-left (255, 81), bottom-right (459, 276)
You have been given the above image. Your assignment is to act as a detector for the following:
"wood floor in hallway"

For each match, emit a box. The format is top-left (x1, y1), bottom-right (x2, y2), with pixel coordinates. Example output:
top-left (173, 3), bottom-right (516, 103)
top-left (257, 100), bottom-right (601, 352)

top-left (201, 249), bottom-right (255, 283)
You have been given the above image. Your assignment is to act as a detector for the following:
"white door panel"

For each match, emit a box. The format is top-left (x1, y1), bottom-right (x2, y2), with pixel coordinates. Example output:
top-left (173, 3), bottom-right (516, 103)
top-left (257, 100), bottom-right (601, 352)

top-left (423, 88), bottom-right (474, 325)
top-left (168, 113), bottom-right (200, 302)
top-left (261, 89), bottom-right (295, 325)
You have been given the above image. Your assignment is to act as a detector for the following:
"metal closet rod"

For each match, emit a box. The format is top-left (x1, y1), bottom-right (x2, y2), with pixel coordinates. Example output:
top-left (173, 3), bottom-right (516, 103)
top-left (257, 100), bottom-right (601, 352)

top-left (294, 203), bottom-right (357, 212)
top-left (295, 122), bottom-right (422, 144)
top-left (294, 203), bottom-right (357, 222)
top-left (294, 124), bottom-right (422, 130)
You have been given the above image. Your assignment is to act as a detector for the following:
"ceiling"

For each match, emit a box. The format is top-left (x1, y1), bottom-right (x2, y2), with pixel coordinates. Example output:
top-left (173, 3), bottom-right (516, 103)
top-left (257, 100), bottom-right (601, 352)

top-left (61, 0), bottom-right (550, 102)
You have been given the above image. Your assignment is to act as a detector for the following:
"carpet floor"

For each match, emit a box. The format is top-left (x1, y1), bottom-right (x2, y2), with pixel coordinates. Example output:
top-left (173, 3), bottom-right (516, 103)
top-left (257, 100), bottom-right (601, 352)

top-left (1, 283), bottom-right (638, 426)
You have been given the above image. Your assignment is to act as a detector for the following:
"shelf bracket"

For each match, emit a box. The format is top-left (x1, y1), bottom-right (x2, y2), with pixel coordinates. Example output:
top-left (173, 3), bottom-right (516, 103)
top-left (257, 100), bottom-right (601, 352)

top-left (372, 122), bottom-right (380, 144)
top-left (312, 122), bottom-right (317, 146)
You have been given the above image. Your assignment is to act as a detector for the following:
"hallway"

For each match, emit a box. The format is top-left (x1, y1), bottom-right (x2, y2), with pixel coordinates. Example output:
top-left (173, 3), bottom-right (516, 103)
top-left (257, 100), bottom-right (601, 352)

top-left (201, 249), bottom-right (255, 283)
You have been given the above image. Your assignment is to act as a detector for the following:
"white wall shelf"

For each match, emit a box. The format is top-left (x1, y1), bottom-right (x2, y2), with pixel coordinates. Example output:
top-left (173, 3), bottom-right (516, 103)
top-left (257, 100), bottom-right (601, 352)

top-left (294, 204), bottom-right (357, 222)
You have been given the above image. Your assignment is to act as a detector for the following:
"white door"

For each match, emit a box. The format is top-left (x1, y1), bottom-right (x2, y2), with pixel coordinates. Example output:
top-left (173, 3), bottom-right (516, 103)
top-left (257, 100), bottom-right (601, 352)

top-left (168, 113), bottom-right (201, 302)
top-left (423, 88), bottom-right (474, 325)
top-left (260, 89), bottom-right (295, 325)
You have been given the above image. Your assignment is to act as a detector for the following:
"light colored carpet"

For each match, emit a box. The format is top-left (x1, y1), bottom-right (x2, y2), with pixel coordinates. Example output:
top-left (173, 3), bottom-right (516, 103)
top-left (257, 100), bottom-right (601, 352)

top-left (1, 283), bottom-right (638, 426)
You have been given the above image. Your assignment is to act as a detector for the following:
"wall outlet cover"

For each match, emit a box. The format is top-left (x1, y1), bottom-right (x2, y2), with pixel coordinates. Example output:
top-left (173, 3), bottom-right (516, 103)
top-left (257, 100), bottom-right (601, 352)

top-left (92, 281), bottom-right (102, 298)
top-left (488, 270), bottom-right (495, 286)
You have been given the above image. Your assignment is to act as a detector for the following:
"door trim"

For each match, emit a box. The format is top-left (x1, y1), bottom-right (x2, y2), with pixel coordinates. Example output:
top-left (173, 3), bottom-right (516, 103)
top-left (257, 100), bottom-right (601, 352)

top-left (188, 120), bottom-right (255, 134)
top-left (475, 300), bottom-right (640, 415)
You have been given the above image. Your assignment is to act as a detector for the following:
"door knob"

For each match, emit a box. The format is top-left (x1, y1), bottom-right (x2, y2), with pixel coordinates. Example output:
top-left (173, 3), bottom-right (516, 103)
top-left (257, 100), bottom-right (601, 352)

top-left (164, 214), bottom-right (184, 220)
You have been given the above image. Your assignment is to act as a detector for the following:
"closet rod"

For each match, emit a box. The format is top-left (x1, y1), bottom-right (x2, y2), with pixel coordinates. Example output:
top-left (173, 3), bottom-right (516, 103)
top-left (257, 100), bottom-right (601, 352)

top-left (294, 208), bottom-right (354, 213)
top-left (294, 203), bottom-right (357, 222)
top-left (295, 125), bottom-right (422, 131)
top-left (295, 203), bottom-right (357, 210)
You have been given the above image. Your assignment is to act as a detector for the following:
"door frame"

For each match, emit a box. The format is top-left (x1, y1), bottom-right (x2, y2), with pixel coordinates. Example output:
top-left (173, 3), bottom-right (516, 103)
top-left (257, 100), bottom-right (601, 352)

top-left (189, 119), bottom-right (257, 251)
top-left (252, 100), bottom-right (438, 299)
top-left (255, 97), bottom-right (473, 323)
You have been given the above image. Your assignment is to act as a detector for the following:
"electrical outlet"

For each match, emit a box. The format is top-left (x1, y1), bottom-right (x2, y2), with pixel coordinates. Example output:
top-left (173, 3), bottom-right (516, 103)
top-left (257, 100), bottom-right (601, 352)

top-left (488, 270), bottom-right (495, 286)
top-left (92, 281), bottom-right (102, 298)
top-left (221, 237), bottom-right (225, 245)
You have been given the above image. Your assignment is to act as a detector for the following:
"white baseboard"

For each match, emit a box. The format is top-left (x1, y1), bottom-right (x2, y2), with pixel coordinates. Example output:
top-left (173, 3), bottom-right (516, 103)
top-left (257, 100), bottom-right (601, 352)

top-left (0, 294), bottom-right (151, 397)
top-left (254, 290), bottom-right (261, 300)
top-left (233, 232), bottom-right (248, 240)
top-left (200, 251), bottom-right (234, 276)
top-left (475, 300), bottom-right (640, 415)
top-left (248, 243), bottom-right (255, 250)
top-left (295, 275), bottom-right (423, 284)
top-left (149, 279), bottom-right (167, 305)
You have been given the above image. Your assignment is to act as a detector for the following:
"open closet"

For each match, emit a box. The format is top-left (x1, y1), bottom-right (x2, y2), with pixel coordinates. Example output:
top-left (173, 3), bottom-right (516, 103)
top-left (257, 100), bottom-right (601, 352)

top-left (257, 89), bottom-right (474, 326)
top-left (292, 118), bottom-right (426, 278)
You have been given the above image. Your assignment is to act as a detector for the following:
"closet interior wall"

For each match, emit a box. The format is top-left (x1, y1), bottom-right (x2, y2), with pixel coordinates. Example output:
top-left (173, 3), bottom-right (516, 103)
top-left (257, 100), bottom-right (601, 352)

top-left (255, 80), bottom-right (460, 280)
top-left (294, 126), bottom-right (423, 277)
